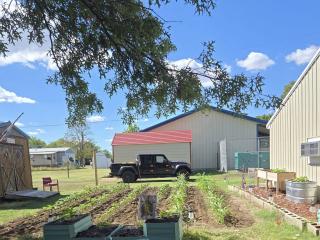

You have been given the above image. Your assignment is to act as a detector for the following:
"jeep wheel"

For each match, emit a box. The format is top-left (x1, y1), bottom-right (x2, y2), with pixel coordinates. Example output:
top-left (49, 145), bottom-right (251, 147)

top-left (121, 171), bottom-right (137, 183)
top-left (176, 169), bottom-right (190, 180)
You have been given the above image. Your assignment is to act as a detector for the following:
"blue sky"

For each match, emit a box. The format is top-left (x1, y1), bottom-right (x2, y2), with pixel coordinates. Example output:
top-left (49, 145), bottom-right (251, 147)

top-left (1, 0), bottom-right (319, 151)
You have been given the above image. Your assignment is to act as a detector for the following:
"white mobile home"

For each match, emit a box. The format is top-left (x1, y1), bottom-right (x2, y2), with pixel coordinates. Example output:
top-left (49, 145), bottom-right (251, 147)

top-left (30, 147), bottom-right (75, 167)
top-left (267, 49), bottom-right (320, 183)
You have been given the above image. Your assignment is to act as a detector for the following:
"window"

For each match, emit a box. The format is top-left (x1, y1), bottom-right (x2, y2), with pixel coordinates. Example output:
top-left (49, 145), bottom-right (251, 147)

top-left (156, 155), bottom-right (165, 164)
top-left (140, 155), bottom-right (155, 166)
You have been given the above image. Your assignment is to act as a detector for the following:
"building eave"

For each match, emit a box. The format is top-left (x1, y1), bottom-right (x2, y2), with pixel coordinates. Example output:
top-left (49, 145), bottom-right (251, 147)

top-left (267, 48), bottom-right (320, 129)
top-left (141, 106), bottom-right (267, 132)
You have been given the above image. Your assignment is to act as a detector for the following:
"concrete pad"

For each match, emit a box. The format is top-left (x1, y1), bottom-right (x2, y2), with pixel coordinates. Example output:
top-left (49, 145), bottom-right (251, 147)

top-left (5, 190), bottom-right (59, 200)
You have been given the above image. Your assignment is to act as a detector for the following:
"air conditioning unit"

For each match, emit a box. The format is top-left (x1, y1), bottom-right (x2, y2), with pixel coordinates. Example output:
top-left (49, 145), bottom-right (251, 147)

top-left (301, 141), bottom-right (320, 157)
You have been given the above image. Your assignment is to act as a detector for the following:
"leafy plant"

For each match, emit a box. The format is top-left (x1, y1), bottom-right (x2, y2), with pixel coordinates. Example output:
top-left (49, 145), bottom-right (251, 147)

top-left (60, 208), bottom-right (77, 221)
top-left (157, 184), bottom-right (171, 200)
top-left (197, 174), bottom-right (230, 224)
top-left (292, 176), bottom-right (309, 182)
top-left (160, 175), bottom-right (188, 217)
top-left (270, 169), bottom-right (286, 173)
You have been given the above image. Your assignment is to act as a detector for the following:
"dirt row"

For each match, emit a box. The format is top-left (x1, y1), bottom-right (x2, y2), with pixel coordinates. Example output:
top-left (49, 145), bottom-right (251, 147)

top-left (106, 185), bottom-right (254, 229)
top-left (0, 184), bottom-right (255, 239)
top-left (0, 188), bottom-right (129, 239)
top-left (106, 187), bottom-right (158, 225)
top-left (186, 186), bottom-right (254, 229)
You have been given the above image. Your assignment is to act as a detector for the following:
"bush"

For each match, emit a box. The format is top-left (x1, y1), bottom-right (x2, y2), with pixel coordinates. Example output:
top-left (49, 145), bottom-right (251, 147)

top-left (270, 168), bottom-right (286, 173)
top-left (291, 176), bottom-right (309, 182)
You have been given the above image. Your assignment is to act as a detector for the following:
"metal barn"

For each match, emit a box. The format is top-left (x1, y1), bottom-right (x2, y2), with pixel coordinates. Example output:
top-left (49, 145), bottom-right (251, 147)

top-left (267, 49), bottom-right (320, 183)
top-left (141, 107), bottom-right (269, 171)
top-left (0, 122), bottom-right (33, 198)
top-left (112, 130), bottom-right (192, 164)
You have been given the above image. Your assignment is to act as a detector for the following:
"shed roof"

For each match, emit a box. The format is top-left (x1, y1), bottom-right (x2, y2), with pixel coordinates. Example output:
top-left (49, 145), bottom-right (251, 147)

top-left (267, 48), bottom-right (320, 128)
top-left (30, 147), bottom-right (72, 154)
top-left (141, 106), bottom-right (266, 132)
top-left (112, 130), bottom-right (192, 146)
top-left (0, 121), bottom-right (30, 139)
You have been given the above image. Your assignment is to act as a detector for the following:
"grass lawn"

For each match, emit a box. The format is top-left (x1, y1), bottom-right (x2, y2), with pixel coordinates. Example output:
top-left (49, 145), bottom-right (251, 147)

top-left (0, 168), bottom-right (318, 239)
top-left (32, 167), bottom-right (110, 194)
top-left (0, 167), bottom-right (110, 224)
top-left (184, 209), bottom-right (318, 240)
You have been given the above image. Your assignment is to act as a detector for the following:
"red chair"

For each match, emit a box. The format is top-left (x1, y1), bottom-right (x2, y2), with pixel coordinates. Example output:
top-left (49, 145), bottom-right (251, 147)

top-left (42, 177), bottom-right (59, 192)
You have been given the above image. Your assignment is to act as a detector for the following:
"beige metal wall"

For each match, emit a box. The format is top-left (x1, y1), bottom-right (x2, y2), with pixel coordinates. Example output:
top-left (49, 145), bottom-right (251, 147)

top-left (147, 110), bottom-right (258, 170)
top-left (269, 54), bottom-right (320, 183)
top-left (113, 142), bottom-right (191, 164)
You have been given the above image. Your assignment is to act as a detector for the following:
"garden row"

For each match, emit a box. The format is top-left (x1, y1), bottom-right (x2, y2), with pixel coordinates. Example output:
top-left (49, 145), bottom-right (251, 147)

top-left (0, 175), bottom-right (250, 239)
top-left (0, 184), bottom-right (131, 239)
top-left (44, 177), bottom-right (187, 240)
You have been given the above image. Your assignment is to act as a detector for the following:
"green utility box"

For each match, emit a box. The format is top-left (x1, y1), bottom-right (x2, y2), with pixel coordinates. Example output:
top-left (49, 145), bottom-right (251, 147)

top-left (234, 152), bottom-right (270, 170)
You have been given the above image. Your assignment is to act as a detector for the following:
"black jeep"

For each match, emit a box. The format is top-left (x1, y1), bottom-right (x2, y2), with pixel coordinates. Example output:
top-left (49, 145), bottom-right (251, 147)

top-left (109, 154), bottom-right (192, 183)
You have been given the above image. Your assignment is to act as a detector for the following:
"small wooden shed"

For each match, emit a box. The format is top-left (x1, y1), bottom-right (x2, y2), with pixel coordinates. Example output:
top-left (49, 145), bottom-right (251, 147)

top-left (0, 122), bottom-right (33, 198)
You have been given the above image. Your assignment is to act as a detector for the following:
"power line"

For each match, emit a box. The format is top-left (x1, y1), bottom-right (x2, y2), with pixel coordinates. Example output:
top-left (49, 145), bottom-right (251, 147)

top-left (19, 116), bottom-right (159, 129)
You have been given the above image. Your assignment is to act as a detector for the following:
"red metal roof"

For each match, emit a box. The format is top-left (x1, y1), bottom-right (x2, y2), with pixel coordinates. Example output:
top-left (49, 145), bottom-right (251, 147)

top-left (112, 130), bottom-right (192, 146)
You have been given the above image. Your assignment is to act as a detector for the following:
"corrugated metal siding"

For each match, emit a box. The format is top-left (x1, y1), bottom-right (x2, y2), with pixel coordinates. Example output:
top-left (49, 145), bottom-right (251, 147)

top-left (113, 142), bottom-right (191, 164)
top-left (112, 130), bottom-right (192, 145)
top-left (146, 110), bottom-right (258, 169)
top-left (31, 153), bottom-right (58, 166)
top-left (270, 55), bottom-right (320, 183)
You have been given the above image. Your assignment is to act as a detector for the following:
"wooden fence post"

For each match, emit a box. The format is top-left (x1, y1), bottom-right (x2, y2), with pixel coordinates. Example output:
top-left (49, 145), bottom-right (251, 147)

top-left (93, 150), bottom-right (98, 186)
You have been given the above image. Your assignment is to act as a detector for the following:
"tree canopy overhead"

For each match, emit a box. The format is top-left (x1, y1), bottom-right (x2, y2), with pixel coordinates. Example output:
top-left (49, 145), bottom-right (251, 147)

top-left (0, 0), bottom-right (281, 126)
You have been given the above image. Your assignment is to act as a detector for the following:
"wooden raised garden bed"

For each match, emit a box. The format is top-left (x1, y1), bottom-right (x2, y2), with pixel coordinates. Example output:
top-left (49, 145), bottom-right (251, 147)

top-left (257, 169), bottom-right (296, 194)
top-left (110, 225), bottom-right (148, 240)
top-left (75, 224), bottom-right (120, 240)
top-left (143, 216), bottom-right (183, 240)
top-left (43, 214), bottom-right (92, 240)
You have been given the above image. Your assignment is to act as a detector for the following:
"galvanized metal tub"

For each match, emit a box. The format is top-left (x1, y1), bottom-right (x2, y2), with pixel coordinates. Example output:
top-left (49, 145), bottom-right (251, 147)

top-left (286, 180), bottom-right (317, 204)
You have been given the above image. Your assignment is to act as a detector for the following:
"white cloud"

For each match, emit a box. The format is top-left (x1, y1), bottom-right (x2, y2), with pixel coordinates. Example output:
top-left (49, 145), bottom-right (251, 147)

top-left (237, 52), bottom-right (275, 71)
top-left (0, 5), bottom-right (57, 72)
top-left (169, 58), bottom-right (226, 88)
top-left (0, 86), bottom-right (36, 104)
top-left (285, 45), bottom-right (319, 65)
top-left (0, 42), bottom-right (58, 71)
top-left (36, 128), bottom-right (46, 134)
top-left (105, 126), bottom-right (114, 130)
top-left (14, 122), bottom-right (24, 127)
top-left (27, 128), bottom-right (45, 136)
top-left (105, 138), bottom-right (113, 142)
top-left (86, 115), bottom-right (105, 123)
top-left (27, 131), bottom-right (39, 136)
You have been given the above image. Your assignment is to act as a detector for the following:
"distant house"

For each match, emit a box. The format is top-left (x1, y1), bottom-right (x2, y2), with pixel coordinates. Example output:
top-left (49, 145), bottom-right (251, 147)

top-left (0, 122), bottom-right (33, 197)
top-left (30, 147), bottom-right (75, 167)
